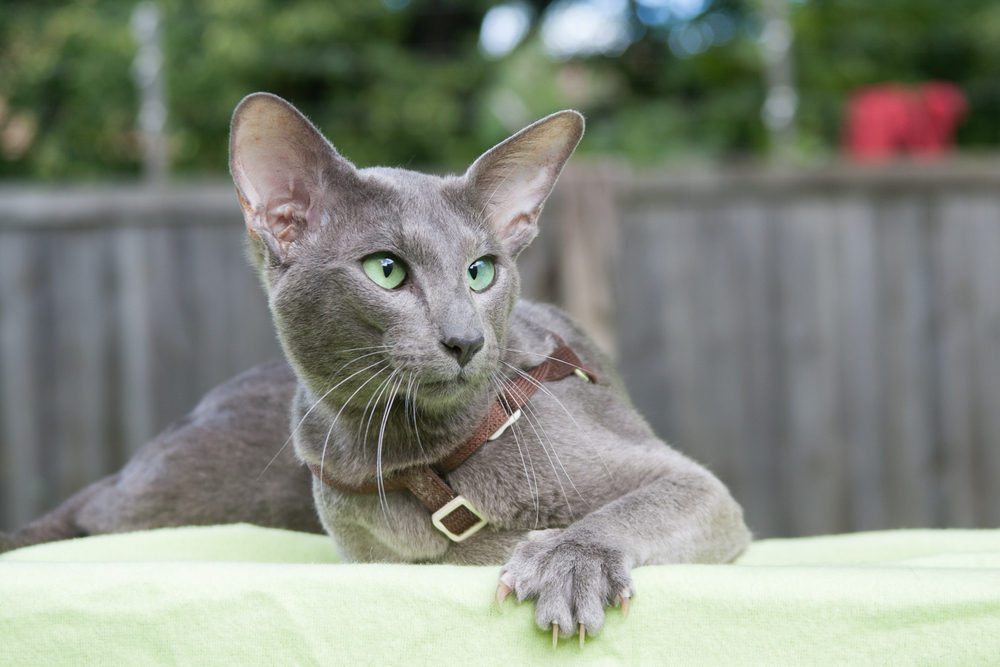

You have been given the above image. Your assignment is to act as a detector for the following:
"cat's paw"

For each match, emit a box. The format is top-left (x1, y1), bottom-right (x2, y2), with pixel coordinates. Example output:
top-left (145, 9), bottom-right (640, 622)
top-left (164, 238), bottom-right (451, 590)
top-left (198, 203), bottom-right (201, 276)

top-left (496, 531), bottom-right (634, 646)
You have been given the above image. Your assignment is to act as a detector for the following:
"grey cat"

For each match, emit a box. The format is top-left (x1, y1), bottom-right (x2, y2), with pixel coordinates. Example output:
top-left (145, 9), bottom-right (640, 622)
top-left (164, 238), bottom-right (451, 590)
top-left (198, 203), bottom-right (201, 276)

top-left (1, 93), bottom-right (750, 644)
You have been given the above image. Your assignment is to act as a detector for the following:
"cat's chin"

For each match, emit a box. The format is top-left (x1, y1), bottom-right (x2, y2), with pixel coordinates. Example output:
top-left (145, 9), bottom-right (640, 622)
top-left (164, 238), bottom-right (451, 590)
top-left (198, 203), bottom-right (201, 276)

top-left (411, 373), bottom-right (491, 410)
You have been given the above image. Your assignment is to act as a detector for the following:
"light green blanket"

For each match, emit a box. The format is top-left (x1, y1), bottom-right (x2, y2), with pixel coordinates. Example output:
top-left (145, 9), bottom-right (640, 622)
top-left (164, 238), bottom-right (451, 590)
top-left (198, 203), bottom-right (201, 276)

top-left (3, 525), bottom-right (1000, 666)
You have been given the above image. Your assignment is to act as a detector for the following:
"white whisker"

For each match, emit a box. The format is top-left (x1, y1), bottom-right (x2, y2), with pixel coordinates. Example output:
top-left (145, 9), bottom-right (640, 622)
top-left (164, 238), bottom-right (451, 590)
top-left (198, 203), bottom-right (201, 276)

top-left (500, 357), bottom-right (616, 485)
top-left (491, 372), bottom-right (540, 526)
top-left (358, 368), bottom-right (398, 445)
top-left (319, 362), bottom-right (391, 481)
top-left (403, 373), bottom-right (425, 456)
top-left (500, 346), bottom-right (590, 373)
top-left (258, 355), bottom-right (388, 479)
top-left (495, 371), bottom-right (581, 514)
top-left (361, 369), bottom-right (400, 515)
top-left (375, 374), bottom-right (406, 515)
top-left (411, 379), bottom-right (424, 455)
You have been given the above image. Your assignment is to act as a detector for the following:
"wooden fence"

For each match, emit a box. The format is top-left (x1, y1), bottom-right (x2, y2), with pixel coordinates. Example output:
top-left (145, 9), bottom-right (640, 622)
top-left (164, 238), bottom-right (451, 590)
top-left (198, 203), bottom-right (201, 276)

top-left (2, 161), bottom-right (1000, 538)
top-left (0, 185), bottom-right (282, 533)
top-left (608, 162), bottom-right (1000, 538)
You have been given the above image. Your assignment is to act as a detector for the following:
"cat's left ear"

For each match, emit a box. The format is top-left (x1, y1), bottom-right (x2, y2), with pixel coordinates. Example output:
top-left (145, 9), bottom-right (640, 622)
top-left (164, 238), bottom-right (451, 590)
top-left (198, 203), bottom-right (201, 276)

top-left (465, 110), bottom-right (584, 257)
top-left (229, 92), bottom-right (354, 261)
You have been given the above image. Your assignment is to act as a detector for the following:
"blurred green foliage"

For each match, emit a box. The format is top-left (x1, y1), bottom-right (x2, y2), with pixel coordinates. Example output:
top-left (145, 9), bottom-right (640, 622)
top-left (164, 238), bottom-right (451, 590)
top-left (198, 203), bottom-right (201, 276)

top-left (0, 0), bottom-right (498, 178)
top-left (792, 0), bottom-right (1000, 153)
top-left (0, 0), bottom-right (998, 180)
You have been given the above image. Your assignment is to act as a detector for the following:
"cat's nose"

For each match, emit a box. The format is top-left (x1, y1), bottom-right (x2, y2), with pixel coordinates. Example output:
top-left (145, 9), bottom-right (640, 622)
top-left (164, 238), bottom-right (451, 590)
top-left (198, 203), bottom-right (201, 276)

top-left (442, 332), bottom-right (485, 366)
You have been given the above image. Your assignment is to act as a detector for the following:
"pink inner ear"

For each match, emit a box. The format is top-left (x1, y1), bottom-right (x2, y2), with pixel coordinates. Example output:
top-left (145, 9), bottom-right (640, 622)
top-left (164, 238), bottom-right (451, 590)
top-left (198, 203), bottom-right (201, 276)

top-left (230, 93), bottom-right (355, 257)
top-left (498, 211), bottom-right (540, 252)
top-left (265, 173), bottom-right (312, 219)
top-left (234, 147), bottom-right (323, 242)
top-left (482, 164), bottom-right (555, 251)
top-left (269, 202), bottom-right (306, 243)
top-left (233, 159), bottom-right (263, 216)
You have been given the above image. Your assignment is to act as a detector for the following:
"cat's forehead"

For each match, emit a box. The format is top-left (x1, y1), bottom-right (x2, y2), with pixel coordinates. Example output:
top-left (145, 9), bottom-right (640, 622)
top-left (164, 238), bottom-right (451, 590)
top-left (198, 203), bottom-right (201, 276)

top-left (356, 167), bottom-right (460, 211)
top-left (344, 167), bottom-right (486, 253)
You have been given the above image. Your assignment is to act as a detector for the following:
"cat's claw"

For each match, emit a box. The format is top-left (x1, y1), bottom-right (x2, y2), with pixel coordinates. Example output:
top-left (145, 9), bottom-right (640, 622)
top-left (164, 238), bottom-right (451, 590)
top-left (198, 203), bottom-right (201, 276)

top-left (495, 571), bottom-right (515, 611)
top-left (579, 624), bottom-right (586, 647)
top-left (621, 590), bottom-right (630, 620)
top-left (552, 624), bottom-right (559, 648)
top-left (495, 582), bottom-right (511, 611)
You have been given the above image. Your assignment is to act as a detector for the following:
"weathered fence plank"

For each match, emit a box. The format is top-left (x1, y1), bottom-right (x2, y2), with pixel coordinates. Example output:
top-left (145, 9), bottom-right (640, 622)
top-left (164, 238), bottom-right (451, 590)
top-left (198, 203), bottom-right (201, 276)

top-left (969, 198), bottom-right (1000, 527)
top-left (723, 202), bottom-right (784, 538)
top-left (555, 164), bottom-right (621, 359)
top-left (835, 197), bottom-right (885, 531)
top-left (935, 195), bottom-right (977, 527)
top-left (879, 197), bottom-right (938, 528)
top-left (779, 200), bottom-right (846, 536)
top-left (115, 226), bottom-right (159, 457)
top-left (50, 232), bottom-right (116, 498)
top-left (0, 234), bottom-right (46, 529)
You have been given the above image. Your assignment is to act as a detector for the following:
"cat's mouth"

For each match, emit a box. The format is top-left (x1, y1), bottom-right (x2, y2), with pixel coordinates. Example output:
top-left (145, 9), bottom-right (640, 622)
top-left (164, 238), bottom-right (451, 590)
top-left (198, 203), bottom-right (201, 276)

top-left (402, 363), bottom-right (494, 404)
top-left (415, 371), bottom-right (486, 395)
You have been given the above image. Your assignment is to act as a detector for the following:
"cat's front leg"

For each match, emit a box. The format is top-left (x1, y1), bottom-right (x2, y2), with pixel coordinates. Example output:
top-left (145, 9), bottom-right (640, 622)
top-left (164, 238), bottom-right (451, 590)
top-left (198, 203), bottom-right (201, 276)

top-left (495, 465), bottom-right (750, 645)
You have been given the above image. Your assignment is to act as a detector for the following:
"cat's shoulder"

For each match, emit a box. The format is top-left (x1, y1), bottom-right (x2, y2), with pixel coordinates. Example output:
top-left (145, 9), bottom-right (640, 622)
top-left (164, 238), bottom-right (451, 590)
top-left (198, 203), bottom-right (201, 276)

top-left (510, 300), bottom-right (625, 391)
top-left (511, 300), bottom-right (587, 349)
top-left (192, 359), bottom-right (297, 420)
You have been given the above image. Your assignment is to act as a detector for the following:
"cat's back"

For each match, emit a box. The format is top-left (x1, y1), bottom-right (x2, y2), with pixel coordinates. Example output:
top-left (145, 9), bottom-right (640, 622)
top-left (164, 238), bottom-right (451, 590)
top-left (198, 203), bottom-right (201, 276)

top-left (75, 359), bottom-right (323, 536)
top-left (189, 358), bottom-right (298, 428)
top-left (122, 358), bottom-right (299, 474)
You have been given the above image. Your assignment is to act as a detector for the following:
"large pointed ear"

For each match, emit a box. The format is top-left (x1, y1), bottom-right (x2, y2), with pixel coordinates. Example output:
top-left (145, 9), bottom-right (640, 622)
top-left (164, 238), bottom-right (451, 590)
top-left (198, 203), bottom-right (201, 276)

top-left (465, 110), bottom-right (584, 256)
top-left (229, 93), bottom-right (352, 260)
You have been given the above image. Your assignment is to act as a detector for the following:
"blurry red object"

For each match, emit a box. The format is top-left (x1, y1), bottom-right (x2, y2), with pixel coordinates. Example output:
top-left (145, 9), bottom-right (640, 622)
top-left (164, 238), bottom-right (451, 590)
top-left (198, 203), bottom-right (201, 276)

top-left (844, 82), bottom-right (968, 162)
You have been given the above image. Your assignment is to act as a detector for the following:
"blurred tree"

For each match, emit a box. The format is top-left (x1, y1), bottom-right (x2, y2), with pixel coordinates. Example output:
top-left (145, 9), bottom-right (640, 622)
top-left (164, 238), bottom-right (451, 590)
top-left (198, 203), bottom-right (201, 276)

top-left (0, 0), bottom-right (499, 178)
top-left (0, 1), bottom-right (139, 178)
top-left (0, 0), bottom-right (998, 180)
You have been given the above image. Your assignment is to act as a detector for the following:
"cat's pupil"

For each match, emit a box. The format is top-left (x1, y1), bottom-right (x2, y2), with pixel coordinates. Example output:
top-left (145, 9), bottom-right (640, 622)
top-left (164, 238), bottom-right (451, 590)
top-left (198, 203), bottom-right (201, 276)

top-left (381, 259), bottom-right (393, 278)
top-left (470, 265), bottom-right (478, 280)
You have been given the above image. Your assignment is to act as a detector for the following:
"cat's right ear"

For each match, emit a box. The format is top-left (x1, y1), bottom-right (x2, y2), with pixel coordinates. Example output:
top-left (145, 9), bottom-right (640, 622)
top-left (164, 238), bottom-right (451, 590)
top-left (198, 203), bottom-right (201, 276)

top-left (229, 93), bottom-right (353, 261)
top-left (465, 110), bottom-right (584, 257)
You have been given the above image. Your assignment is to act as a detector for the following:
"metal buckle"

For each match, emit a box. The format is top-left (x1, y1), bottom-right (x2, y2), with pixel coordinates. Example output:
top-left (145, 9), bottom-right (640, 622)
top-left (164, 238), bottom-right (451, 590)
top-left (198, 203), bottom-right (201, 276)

top-left (431, 495), bottom-right (488, 542)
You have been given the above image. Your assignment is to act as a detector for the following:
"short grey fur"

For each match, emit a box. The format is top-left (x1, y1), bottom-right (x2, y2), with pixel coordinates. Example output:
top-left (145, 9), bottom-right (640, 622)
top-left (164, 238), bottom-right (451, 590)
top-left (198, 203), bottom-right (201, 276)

top-left (1, 93), bottom-right (751, 641)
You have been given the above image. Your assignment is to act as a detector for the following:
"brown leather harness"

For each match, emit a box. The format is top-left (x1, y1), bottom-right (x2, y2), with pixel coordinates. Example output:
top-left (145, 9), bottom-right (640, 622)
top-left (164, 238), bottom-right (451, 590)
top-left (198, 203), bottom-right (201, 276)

top-left (306, 335), bottom-right (597, 542)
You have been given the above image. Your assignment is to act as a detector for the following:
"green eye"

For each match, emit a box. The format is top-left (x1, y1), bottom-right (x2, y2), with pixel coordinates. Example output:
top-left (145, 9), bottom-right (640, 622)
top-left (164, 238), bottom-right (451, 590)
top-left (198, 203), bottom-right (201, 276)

top-left (467, 256), bottom-right (495, 292)
top-left (362, 253), bottom-right (407, 289)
